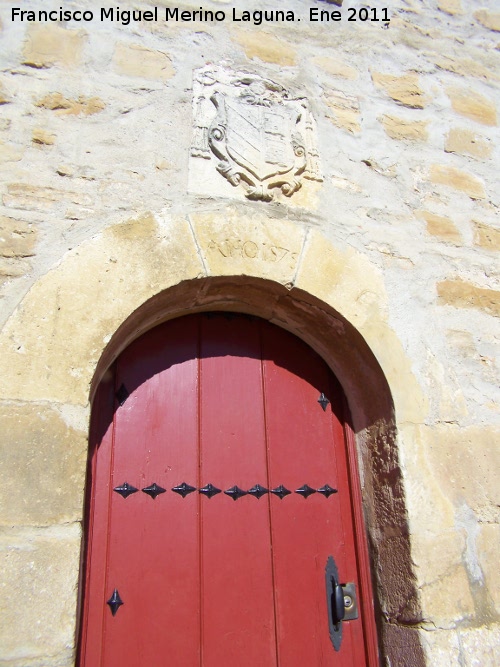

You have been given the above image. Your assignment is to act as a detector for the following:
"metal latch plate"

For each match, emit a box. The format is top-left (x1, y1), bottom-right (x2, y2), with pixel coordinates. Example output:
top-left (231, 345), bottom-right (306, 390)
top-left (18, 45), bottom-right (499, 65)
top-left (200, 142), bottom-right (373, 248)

top-left (341, 582), bottom-right (359, 621)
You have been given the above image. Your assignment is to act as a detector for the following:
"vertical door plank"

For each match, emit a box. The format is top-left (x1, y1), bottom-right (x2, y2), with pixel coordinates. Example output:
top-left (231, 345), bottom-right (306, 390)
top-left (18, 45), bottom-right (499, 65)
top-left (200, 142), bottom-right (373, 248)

top-left (199, 315), bottom-right (277, 666)
top-left (78, 375), bottom-right (115, 667)
top-left (261, 322), bottom-right (366, 666)
top-left (101, 317), bottom-right (201, 666)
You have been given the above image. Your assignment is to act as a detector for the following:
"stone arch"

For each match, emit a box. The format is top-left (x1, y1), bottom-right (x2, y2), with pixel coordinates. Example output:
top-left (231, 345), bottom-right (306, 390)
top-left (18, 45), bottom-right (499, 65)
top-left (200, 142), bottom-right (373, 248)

top-left (0, 208), bottom-right (427, 664)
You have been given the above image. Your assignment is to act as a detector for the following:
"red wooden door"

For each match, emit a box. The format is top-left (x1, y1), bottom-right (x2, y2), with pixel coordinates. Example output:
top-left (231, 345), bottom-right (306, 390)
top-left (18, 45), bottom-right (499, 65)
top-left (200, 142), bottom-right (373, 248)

top-left (79, 313), bottom-right (378, 666)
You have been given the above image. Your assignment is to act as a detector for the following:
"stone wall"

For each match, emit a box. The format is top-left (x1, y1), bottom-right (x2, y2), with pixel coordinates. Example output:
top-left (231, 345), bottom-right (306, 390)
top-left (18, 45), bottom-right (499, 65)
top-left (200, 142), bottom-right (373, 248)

top-left (0, 0), bottom-right (498, 665)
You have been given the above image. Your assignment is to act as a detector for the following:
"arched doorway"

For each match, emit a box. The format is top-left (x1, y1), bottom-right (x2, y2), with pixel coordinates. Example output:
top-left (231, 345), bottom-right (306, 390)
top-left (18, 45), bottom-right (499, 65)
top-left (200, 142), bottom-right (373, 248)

top-left (78, 312), bottom-right (379, 665)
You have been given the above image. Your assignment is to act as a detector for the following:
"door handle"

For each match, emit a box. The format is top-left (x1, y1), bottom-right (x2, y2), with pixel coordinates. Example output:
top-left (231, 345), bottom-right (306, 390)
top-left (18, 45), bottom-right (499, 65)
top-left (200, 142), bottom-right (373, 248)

top-left (325, 556), bottom-right (358, 651)
top-left (331, 578), bottom-right (345, 625)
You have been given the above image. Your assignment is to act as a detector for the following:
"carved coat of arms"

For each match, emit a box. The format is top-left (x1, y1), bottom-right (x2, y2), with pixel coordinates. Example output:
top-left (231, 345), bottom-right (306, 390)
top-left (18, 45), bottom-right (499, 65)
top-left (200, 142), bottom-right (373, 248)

top-left (191, 67), bottom-right (322, 201)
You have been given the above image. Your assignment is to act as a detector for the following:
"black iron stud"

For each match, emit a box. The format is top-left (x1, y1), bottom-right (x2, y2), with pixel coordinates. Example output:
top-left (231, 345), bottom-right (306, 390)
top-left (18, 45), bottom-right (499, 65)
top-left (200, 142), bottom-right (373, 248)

top-left (224, 485), bottom-right (247, 501)
top-left (199, 483), bottom-right (222, 498)
top-left (106, 589), bottom-right (124, 616)
top-left (296, 484), bottom-right (316, 498)
top-left (113, 482), bottom-right (138, 499)
top-left (172, 482), bottom-right (197, 498)
top-left (318, 392), bottom-right (330, 411)
top-left (116, 384), bottom-right (129, 406)
top-left (247, 484), bottom-right (269, 499)
top-left (271, 484), bottom-right (292, 499)
top-left (317, 484), bottom-right (338, 498)
top-left (142, 483), bottom-right (166, 499)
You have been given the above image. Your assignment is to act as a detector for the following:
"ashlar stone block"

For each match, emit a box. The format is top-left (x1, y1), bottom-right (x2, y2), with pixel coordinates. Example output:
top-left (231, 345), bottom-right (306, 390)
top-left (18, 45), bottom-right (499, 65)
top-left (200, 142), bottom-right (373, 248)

top-left (473, 220), bottom-right (500, 251)
top-left (22, 24), bottom-right (87, 68)
top-left (474, 10), bottom-right (500, 33)
top-left (429, 165), bottom-right (486, 200)
top-left (113, 43), bottom-right (174, 81)
top-left (445, 127), bottom-right (492, 159)
top-left (372, 71), bottom-right (427, 109)
top-left (190, 209), bottom-right (305, 286)
top-left (0, 216), bottom-right (36, 258)
top-left (232, 30), bottom-right (296, 66)
top-left (0, 403), bottom-right (87, 526)
top-left (446, 86), bottom-right (497, 126)
top-left (0, 214), bottom-right (204, 404)
top-left (0, 525), bottom-right (81, 661)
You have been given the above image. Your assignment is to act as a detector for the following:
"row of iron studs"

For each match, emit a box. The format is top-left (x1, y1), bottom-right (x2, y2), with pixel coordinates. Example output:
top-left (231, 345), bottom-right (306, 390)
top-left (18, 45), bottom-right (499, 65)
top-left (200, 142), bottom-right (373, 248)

top-left (114, 481), bottom-right (337, 500)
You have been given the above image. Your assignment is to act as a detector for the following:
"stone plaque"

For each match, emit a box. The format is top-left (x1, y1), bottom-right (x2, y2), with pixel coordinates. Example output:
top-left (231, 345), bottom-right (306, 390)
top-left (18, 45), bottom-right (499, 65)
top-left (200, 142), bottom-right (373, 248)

top-left (190, 66), bottom-right (322, 201)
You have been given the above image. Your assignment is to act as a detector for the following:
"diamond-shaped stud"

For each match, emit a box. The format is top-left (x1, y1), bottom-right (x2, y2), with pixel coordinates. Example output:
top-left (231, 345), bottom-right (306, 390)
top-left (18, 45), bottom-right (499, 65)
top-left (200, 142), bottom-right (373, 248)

top-left (142, 483), bottom-right (166, 499)
top-left (317, 484), bottom-right (337, 498)
top-left (116, 384), bottom-right (129, 406)
top-left (107, 589), bottom-right (124, 616)
top-left (199, 483), bottom-right (222, 498)
top-left (247, 484), bottom-right (269, 499)
top-left (224, 485), bottom-right (247, 501)
top-left (172, 482), bottom-right (197, 498)
top-left (296, 484), bottom-right (316, 498)
top-left (113, 482), bottom-right (138, 499)
top-left (271, 485), bottom-right (292, 499)
top-left (318, 393), bottom-right (330, 411)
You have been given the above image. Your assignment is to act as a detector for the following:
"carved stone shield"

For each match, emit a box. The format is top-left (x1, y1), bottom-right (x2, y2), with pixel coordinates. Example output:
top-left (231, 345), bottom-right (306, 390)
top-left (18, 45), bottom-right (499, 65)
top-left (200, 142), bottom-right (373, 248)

top-left (191, 67), bottom-right (322, 201)
top-left (224, 99), bottom-right (296, 181)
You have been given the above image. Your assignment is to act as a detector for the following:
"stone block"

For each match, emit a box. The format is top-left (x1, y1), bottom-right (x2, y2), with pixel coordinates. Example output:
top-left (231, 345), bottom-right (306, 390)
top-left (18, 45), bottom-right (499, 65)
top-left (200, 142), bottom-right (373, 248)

top-left (383, 624), bottom-right (428, 667)
top-left (32, 128), bottom-right (55, 146)
top-left (0, 216), bottom-right (36, 258)
top-left (233, 30), bottom-right (296, 66)
top-left (473, 220), bottom-right (500, 251)
top-left (372, 71), bottom-right (426, 108)
top-left (325, 90), bottom-right (361, 133)
top-left (412, 530), bottom-right (466, 586)
top-left (423, 425), bottom-right (500, 521)
top-left (0, 80), bottom-right (11, 105)
top-left (0, 141), bottom-right (24, 163)
top-left (380, 114), bottom-right (428, 141)
top-left (113, 43), bottom-right (174, 81)
top-left (429, 165), bottom-right (486, 199)
top-left (36, 93), bottom-right (105, 116)
top-left (0, 256), bottom-right (31, 284)
top-left (420, 565), bottom-right (475, 627)
top-left (0, 651), bottom-right (74, 667)
top-left (445, 127), bottom-right (492, 159)
top-left (399, 424), bottom-right (456, 536)
top-left (417, 210), bottom-right (461, 244)
top-left (22, 25), bottom-right (87, 68)
top-left (0, 403), bottom-right (87, 526)
top-left (459, 625), bottom-right (500, 666)
top-left (0, 214), bottom-right (204, 404)
top-left (312, 56), bottom-right (358, 80)
top-left (421, 628), bottom-right (461, 666)
top-left (474, 10), bottom-right (500, 33)
top-left (438, 0), bottom-right (463, 16)
top-left (435, 55), bottom-right (497, 82)
top-left (3, 183), bottom-right (92, 211)
top-left (0, 524), bottom-right (81, 661)
top-left (295, 231), bottom-right (428, 424)
top-left (477, 525), bottom-right (500, 615)
top-left (447, 86), bottom-right (497, 126)
top-left (437, 279), bottom-right (500, 318)
top-left (190, 209), bottom-right (305, 286)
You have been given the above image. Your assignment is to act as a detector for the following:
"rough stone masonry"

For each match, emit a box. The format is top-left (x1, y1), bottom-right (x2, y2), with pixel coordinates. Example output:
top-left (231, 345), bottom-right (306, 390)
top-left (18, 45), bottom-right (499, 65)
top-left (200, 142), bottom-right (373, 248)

top-left (0, 0), bottom-right (499, 665)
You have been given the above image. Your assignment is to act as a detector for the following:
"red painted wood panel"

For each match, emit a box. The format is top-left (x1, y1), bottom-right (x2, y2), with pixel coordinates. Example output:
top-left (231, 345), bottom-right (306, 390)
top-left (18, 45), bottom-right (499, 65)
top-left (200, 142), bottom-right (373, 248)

top-left (199, 315), bottom-right (277, 664)
top-left (79, 313), bottom-right (378, 667)
top-left (261, 322), bottom-right (367, 666)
